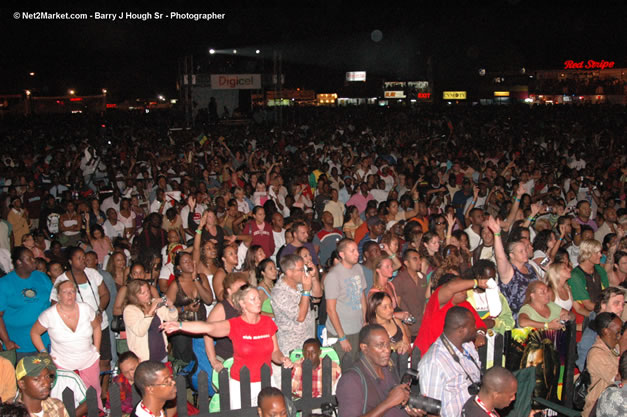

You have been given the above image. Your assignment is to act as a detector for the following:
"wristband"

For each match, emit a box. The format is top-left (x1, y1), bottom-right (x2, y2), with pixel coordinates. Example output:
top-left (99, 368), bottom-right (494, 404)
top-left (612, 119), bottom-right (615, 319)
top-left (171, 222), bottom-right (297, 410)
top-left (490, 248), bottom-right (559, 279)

top-left (527, 216), bottom-right (535, 222)
top-left (544, 322), bottom-right (549, 330)
top-left (39, 349), bottom-right (47, 353)
top-left (179, 321), bottom-right (183, 330)
top-left (514, 197), bottom-right (521, 202)
top-left (494, 232), bottom-right (501, 237)
top-left (389, 253), bottom-right (396, 259)
top-left (181, 306), bottom-right (185, 312)
top-left (195, 229), bottom-right (203, 235)
top-left (301, 291), bottom-right (312, 297)
top-left (337, 336), bottom-right (347, 342)
top-left (476, 329), bottom-right (486, 336)
top-left (473, 279), bottom-right (478, 289)
top-left (472, 200), bottom-right (477, 204)
top-left (559, 237), bottom-right (564, 241)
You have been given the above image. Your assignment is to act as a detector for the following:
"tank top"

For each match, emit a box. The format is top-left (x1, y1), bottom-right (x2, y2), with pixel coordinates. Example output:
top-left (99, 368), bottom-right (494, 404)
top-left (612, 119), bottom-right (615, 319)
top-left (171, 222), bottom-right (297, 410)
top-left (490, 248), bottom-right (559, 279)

top-left (173, 277), bottom-right (207, 321)
top-left (257, 285), bottom-right (274, 314)
top-left (91, 239), bottom-right (110, 264)
top-left (388, 320), bottom-right (403, 344)
top-left (214, 299), bottom-right (240, 359)
top-left (499, 262), bottom-right (538, 315)
top-left (553, 288), bottom-right (573, 311)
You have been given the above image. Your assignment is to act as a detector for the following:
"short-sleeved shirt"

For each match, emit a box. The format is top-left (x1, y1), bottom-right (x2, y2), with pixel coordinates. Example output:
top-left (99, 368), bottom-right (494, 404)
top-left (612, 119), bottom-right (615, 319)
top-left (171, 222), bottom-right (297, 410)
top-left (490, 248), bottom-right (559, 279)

top-left (38, 302), bottom-right (100, 371)
top-left (228, 315), bottom-right (277, 382)
top-left (518, 302), bottom-right (562, 325)
top-left (279, 242), bottom-right (320, 266)
top-left (568, 265), bottom-right (609, 303)
top-left (413, 287), bottom-right (485, 357)
top-left (51, 368), bottom-right (88, 408)
top-left (324, 263), bottom-right (366, 336)
top-left (271, 278), bottom-right (315, 356)
top-left (0, 270), bottom-right (52, 352)
top-left (313, 229), bottom-right (343, 266)
top-left (392, 270), bottom-right (428, 337)
top-left (51, 268), bottom-right (109, 330)
top-left (595, 384), bottom-right (626, 417)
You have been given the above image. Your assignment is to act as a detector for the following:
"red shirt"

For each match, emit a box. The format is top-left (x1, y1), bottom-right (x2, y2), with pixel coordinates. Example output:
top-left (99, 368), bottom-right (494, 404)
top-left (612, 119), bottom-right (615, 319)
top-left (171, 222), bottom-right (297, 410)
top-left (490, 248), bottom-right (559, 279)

top-left (228, 315), bottom-right (277, 382)
top-left (413, 287), bottom-right (485, 356)
top-left (243, 220), bottom-right (275, 258)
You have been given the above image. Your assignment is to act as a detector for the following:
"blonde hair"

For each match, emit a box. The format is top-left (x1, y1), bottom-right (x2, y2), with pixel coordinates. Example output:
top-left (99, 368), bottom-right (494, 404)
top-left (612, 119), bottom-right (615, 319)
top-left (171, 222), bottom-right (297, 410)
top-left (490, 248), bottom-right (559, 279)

top-left (578, 239), bottom-right (602, 264)
top-left (231, 285), bottom-right (257, 312)
top-left (545, 263), bottom-right (564, 294)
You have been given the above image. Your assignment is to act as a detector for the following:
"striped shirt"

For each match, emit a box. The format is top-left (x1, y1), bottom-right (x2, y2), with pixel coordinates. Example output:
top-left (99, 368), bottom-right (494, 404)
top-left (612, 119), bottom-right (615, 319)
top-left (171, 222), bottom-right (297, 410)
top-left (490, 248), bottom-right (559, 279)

top-left (418, 336), bottom-right (482, 417)
top-left (51, 369), bottom-right (87, 408)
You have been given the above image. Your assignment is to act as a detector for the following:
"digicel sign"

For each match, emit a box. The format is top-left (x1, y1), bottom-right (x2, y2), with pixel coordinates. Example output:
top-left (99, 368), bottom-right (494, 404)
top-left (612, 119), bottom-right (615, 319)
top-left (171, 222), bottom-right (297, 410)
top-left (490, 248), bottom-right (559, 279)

top-left (211, 74), bottom-right (261, 90)
top-left (564, 60), bottom-right (615, 70)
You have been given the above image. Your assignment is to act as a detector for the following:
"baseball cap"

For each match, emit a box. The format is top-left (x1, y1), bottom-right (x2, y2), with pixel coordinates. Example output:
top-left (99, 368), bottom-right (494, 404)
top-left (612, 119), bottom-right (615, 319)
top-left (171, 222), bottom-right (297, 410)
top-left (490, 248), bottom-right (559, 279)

top-left (15, 354), bottom-right (56, 381)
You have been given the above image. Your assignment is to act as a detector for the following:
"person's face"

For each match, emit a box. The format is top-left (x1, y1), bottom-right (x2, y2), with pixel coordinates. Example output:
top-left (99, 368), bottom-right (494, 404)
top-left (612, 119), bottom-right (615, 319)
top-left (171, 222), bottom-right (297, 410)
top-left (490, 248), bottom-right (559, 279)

top-left (19, 368), bottom-right (54, 401)
top-left (365, 207), bottom-right (377, 219)
top-left (22, 235), bottom-right (35, 248)
top-left (589, 247), bottom-right (602, 265)
top-left (404, 252), bottom-right (421, 272)
top-left (617, 256), bottom-right (627, 274)
top-left (480, 227), bottom-right (494, 246)
top-left (206, 211), bottom-right (217, 225)
top-left (303, 342), bottom-right (322, 368)
top-left (254, 208), bottom-right (266, 224)
top-left (579, 202), bottom-right (591, 217)
top-left (130, 265), bottom-right (145, 279)
top-left (66, 202), bottom-right (75, 213)
top-left (119, 358), bottom-right (139, 385)
top-left (48, 263), bottom-right (64, 281)
top-left (85, 253), bottom-right (98, 269)
top-left (107, 209), bottom-right (117, 222)
top-left (295, 225), bottom-right (308, 243)
top-left (203, 241), bottom-right (217, 259)
top-left (462, 313), bottom-right (477, 343)
top-left (113, 253), bottom-right (126, 268)
top-left (361, 329), bottom-right (392, 368)
top-left (426, 236), bottom-right (440, 254)
top-left (167, 230), bottom-right (179, 243)
top-left (254, 248), bottom-right (267, 264)
top-left (257, 395), bottom-right (288, 417)
top-left (602, 294), bottom-right (625, 316)
top-left (341, 241), bottom-right (360, 265)
top-left (373, 222), bottom-right (385, 237)
top-left (58, 281), bottom-right (77, 305)
top-left (532, 283), bottom-right (551, 305)
top-left (493, 379), bottom-right (518, 409)
top-left (375, 296), bottom-right (395, 321)
top-left (603, 318), bottom-right (623, 348)
top-left (434, 216), bottom-right (446, 229)
top-left (135, 283), bottom-right (152, 304)
top-left (272, 213), bottom-right (284, 229)
top-left (376, 259), bottom-right (394, 280)
top-left (322, 212), bottom-right (333, 226)
top-left (471, 210), bottom-right (484, 226)
top-left (262, 262), bottom-right (278, 281)
top-left (223, 246), bottom-right (238, 266)
top-left (177, 254), bottom-right (194, 273)
top-left (509, 242), bottom-right (528, 264)
top-left (70, 250), bottom-right (86, 270)
top-left (149, 368), bottom-right (177, 401)
top-left (240, 288), bottom-right (262, 314)
top-left (364, 244), bottom-right (382, 262)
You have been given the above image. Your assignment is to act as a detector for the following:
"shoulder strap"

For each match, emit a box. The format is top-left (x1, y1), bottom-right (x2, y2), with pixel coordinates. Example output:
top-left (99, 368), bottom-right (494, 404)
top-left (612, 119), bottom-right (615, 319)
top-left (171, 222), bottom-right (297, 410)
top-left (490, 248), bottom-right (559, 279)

top-left (350, 366), bottom-right (369, 415)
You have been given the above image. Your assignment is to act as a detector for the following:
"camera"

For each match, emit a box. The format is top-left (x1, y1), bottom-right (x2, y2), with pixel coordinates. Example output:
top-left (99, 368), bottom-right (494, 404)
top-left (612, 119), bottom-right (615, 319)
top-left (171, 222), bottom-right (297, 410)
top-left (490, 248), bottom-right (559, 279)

top-left (399, 369), bottom-right (442, 415)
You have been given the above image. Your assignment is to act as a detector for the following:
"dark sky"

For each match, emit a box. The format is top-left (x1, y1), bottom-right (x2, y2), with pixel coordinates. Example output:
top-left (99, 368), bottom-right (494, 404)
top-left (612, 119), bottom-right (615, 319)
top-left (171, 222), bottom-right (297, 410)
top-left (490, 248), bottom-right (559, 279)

top-left (1, 1), bottom-right (625, 100)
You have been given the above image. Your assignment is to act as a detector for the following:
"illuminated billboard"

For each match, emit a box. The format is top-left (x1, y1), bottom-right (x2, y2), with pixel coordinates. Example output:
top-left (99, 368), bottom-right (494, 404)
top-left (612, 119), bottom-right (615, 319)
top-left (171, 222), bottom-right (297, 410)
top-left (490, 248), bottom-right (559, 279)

top-left (443, 91), bottom-right (467, 100)
top-left (346, 71), bottom-right (367, 82)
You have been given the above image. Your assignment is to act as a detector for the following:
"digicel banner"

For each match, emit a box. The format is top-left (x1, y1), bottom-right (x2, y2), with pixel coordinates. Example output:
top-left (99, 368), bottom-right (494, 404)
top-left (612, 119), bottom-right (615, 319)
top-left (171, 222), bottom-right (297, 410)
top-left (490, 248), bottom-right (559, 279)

top-left (211, 74), bottom-right (262, 89)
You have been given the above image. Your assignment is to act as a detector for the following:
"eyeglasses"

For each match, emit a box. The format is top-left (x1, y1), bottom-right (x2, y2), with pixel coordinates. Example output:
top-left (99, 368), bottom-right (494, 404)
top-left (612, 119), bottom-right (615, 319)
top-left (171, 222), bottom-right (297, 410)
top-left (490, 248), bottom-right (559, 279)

top-left (435, 221), bottom-right (445, 225)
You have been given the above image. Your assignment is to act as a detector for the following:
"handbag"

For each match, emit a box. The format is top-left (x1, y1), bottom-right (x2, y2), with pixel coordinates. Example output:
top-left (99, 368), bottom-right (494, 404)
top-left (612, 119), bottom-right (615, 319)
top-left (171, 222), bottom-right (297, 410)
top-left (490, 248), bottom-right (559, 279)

top-left (572, 368), bottom-right (590, 410)
top-left (110, 315), bottom-right (125, 333)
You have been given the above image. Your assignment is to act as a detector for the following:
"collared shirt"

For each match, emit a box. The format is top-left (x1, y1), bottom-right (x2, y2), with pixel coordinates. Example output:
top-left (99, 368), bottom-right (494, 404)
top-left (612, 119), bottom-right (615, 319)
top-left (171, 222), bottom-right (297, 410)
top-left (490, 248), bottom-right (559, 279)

top-left (418, 336), bottom-right (482, 417)
top-left (291, 358), bottom-right (341, 398)
top-left (271, 278), bottom-right (315, 355)
top-left (15, 393), bottom-right (70, 417)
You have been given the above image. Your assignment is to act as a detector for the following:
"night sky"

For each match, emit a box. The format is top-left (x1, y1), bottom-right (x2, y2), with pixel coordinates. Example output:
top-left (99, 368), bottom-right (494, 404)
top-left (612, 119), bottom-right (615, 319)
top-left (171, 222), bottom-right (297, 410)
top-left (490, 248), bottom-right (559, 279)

top-left (1, 1), bottom-right (625, 100)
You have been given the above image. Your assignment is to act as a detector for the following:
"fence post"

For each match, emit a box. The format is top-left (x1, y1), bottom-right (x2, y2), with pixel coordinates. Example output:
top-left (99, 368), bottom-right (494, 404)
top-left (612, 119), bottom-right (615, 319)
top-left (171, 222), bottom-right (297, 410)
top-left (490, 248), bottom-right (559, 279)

top-left (85, 387), bottom-right (100, 417)
top-left (108, 382), bottom-right (122, 417)
top-left (493, 332), bottom-right (504, 368)
top-left (281, 364), bottom-right (292, 396)
top-left (321, 356), bottom-right (332, 399)
top-left (218, 368), bottom-right (230, 410)
top-left (239, 366), bottom-right (252, 409)
top-left (260, 364), bottom-right (272, 388)
top-left (175, 375), bottom-right (188, 417)
top-left (562, 320), bottom-right (577, 408)
top-left (301, 359), bottom-right (313, 417)
top-left (196, 370), bottom-right (209, 417)
top-left (61, 387), bottom-right (76, 417)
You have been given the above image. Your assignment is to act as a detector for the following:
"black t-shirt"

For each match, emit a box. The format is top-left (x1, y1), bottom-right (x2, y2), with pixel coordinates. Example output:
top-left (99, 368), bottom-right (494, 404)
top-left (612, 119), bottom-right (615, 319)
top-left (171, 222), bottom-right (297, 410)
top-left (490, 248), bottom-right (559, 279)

top-left (461, 396), bottom-right (492, 417)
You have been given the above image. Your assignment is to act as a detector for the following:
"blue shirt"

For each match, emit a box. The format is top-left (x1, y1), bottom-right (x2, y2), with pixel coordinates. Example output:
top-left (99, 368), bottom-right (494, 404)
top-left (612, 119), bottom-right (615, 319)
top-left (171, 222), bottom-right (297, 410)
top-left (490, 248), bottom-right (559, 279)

top-left (0, 270), bottom-right (52, 352)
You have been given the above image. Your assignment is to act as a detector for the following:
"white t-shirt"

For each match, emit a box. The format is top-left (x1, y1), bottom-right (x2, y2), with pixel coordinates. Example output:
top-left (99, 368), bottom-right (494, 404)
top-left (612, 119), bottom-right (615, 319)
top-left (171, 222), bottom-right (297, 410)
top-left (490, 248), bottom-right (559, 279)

top-left (38, 302), bottom-right (100, 371)
top-left (51, 268), bottom-right (109, 329)
top-left (51, 368), bottom-right (88, 408)
top-left (272, 229), bottom-right (286, 260)
top-left (118, 211), bottom-right (136, 229)
top-left (464, 226), bottom-right (482, 252)
top-left (101, 196), bottom-right (120, 215)
top-left (103, 220), bottom-right (125, 240)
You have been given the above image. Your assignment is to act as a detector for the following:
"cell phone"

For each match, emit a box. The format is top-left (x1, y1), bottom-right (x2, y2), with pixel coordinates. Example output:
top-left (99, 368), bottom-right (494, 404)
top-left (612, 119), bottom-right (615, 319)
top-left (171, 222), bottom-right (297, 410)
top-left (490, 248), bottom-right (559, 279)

top-left (156, 296), bottom-right (168, 308)
top-left (540, 257), bottom-right (551, 267)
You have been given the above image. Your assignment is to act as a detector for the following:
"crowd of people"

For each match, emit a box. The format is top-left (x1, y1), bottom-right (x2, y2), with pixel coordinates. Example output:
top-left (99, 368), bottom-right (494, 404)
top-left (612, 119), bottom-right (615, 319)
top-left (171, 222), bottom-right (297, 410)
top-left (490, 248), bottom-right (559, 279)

top-left (0, 103), bottom-right (626, 417)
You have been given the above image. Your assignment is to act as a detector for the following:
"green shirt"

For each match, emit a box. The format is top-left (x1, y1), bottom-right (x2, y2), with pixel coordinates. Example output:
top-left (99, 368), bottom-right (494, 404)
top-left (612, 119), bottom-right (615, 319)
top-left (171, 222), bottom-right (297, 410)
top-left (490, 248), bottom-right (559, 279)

top-left (519, 301), bottom-right (562, 324)
top-left (568, 265), bottom-right (609, 302)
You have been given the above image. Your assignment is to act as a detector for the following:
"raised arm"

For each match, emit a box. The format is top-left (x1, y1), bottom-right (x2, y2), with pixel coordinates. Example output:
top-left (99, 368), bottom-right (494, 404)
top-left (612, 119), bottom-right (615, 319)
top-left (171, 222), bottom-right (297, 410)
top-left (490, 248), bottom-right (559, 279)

top-left (485, 216), bottom-right (514, 284)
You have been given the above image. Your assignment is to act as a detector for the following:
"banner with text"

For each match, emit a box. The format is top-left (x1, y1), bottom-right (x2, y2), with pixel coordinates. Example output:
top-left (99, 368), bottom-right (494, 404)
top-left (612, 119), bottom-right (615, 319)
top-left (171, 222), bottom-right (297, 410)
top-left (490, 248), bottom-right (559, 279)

top-left (211, 74), bottom-right (262, 90)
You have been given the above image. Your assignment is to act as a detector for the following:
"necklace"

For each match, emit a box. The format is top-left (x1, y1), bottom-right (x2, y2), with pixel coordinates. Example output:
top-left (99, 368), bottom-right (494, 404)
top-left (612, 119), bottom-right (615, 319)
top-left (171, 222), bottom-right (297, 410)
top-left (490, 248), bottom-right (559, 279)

top-left (474, 396), bottom-right (499, 417)
top-left (58, 304), bottom-right (77, 320)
